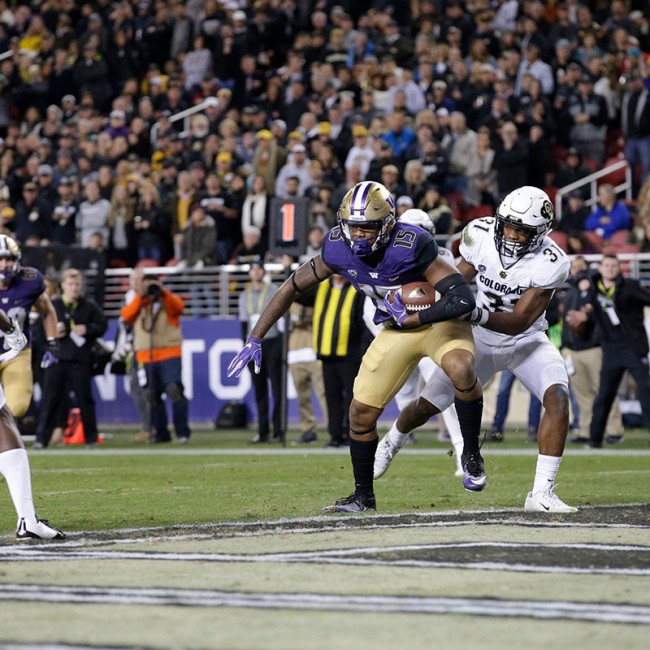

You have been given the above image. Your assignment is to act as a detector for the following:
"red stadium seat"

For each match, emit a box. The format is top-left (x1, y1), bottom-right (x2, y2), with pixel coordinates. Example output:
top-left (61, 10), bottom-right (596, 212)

top-left (598, 155), bottom-right (627, 187)
top-left (583, 231), bottom-right (603, 250)
top-left (445, 192), bottom-right (465, 222)
top-left (461, 204), bottom-right (493, 223)
top-left (549, 231), bottom-right (569, 251)
top-left (544, 186), bottom-right (558, 208)
top-left (135, 258), bottom-right (159, 269)
top-left (608, 230), bottom-right (631, 247)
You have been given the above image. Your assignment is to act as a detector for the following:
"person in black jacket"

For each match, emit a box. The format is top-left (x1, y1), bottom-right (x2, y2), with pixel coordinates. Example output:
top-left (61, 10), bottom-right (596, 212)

top-left (567, 254), bottom-right (650, 447)
top-left (35, 269), bottom-right (107, 448)
top-left (561, 256), bottom-right (624, 444)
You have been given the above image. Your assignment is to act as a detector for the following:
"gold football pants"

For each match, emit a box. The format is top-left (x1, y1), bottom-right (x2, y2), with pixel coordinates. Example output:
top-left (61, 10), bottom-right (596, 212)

top-left (354, 320), bottom-right (475, 409)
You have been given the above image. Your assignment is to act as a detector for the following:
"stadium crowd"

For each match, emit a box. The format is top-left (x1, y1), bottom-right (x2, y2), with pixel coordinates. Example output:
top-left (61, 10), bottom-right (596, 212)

top-left (0, 0), bottom-right (649, 272)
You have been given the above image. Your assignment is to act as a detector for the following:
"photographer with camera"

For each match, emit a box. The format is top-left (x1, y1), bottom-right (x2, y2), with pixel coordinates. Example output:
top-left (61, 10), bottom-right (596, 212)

top-left (120, 270), bottom-right (191, 444)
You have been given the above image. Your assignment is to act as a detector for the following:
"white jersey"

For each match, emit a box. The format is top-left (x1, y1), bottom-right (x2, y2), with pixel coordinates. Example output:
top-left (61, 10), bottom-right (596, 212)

top-left (459, 217), bottom-right (570, 348)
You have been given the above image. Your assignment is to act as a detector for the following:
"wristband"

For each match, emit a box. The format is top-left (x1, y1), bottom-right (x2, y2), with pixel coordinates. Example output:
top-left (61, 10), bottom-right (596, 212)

top-left (476, 308), bottom-right (489, 325)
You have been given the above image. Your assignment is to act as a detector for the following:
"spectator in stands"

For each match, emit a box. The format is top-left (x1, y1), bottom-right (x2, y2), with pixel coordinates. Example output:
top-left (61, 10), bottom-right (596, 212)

top-left (552, 147), bottom-right (593, 200)
top-left (49, 177), bottom-right (78, 246)
top-left (492, 120), bottom-right (528, 195)
top-left (344, 124), bottom-right (374, 179)
top-left (620, 65), bottom-right (650, 193)
top-left (441, 111), bottom-right (476, 194)
top-left (584, 184), bottom-right (632, 242)
top-left (567, 74), bottom-right (608, 167)
top-left (133, 182), bottom-right (169, 264)
top-left (418, 184), bottom-right (454, 239)
top-left (12, 182), bottom-right (50, 245)
top-left (177, 204), bottom-right (216, 318)
top-left (557, 190), bottom-right (590, 234)
top-left (465, 125), bottom-right (498, 208)
top-left (76, 179), bottom-right (111, 250)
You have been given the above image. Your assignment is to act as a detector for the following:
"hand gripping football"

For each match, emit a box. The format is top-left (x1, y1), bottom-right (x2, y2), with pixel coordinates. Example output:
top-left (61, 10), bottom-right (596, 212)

top-left (387, 282), bottom-right (438, 313)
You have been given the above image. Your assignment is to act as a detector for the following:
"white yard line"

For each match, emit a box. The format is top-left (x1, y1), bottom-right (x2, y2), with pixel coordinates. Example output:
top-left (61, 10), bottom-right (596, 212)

top-left (0, 583), bottom-right (648, 624)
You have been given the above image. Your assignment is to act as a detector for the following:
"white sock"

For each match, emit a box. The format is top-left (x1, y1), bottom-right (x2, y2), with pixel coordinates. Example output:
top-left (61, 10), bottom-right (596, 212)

top-left (532, 454), bottom-right (562, 493)
top-left (441, 406), bottom-right (464, 471)
top-left (387, 420), bottom-right (409, 447)
top-left (0, 448), bottom-right (38, 525)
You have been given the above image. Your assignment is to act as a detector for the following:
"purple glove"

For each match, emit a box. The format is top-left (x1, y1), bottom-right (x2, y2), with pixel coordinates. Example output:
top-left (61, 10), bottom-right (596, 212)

top-left (383, 291), bottom-right (408, 327)
top-left (40, 340), bottom-right (59, 369)
top-left (226, 336), bottom-right (262, 378)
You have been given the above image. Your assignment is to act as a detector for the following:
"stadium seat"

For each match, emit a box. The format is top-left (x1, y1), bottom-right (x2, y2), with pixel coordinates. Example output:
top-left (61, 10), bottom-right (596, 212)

top-left (461, 204), bottom-right (493, 223)
top-left (603, 243), bottom-right (640, 255)
top-left (608, 230), bottom-right (631, 247)
top-left (549, 145), bottom-right (568, 173)
top-left (598, 155), bottom-right (627, 187)
top-left (583, 157), bottom-right (598, 173)
top-left (583, 231), bottom-right (603, 249)
top-left (549, 231), bottom-right (569, 251)
top-left (135, 258), bottom-right (160, 269)
top-left (445, 192), bottom-right (465, 222)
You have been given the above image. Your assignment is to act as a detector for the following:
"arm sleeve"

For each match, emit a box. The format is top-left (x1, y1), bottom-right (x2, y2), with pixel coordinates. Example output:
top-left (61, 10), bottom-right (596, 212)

top-left (120, 295), bottom-right (143, 325)
top-left (418, 273), bottom-right (476, 325)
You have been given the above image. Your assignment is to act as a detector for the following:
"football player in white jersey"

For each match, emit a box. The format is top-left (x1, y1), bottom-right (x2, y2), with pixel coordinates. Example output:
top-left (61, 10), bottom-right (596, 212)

top-left (374, 186), bottom-right (577, 512)
top-left (364, 208), bottom-right (465, 476)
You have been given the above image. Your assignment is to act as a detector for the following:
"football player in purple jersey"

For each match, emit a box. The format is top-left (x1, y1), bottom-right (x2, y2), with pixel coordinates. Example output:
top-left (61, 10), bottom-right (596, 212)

top-left (0, 235), bottom-right (59, 418)
top-left (0, 310), bottom-right (65, 539)
top-left (228, 181), bottom-right (485, 512)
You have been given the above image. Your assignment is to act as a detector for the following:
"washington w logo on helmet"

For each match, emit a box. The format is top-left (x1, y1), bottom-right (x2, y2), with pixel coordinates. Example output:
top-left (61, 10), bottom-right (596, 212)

top-left (337, 181), bottom-right (397, 257)
top-left (0, 235), bottom-right (21, 283)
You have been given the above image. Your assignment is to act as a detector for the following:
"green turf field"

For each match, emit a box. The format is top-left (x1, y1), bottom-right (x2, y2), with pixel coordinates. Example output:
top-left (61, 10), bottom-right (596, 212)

top-left (4, 425), bottom-right (648, 534)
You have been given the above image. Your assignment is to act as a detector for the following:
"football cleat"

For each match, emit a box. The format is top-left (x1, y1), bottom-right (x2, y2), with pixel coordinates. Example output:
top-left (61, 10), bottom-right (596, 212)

top-left (322, 492), bottom-right (376, 513)
top-left (373, 434), bottom-right (406, 479)
top-left (524, 483), bottom-right (578, 513)
top-left (16, 517), bottom-right (66, 540)
top-left (461, 452), bottom-right (487, 492)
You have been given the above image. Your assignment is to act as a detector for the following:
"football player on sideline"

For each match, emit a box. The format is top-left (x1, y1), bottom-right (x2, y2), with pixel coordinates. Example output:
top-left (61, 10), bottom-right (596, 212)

top-left (374, 186), bottom-right (577, 512)
top-left (0, 311), bottom-right (65, 539)
top-left (0, 235), bottom-right (59, 417)
top-left (228, 181), bottom-right (484, 513)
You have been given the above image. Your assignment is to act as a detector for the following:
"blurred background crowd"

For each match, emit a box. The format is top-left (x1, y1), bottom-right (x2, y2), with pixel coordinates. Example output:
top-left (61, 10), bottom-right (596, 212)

top-left (0, 0), bottom-right (649, 270)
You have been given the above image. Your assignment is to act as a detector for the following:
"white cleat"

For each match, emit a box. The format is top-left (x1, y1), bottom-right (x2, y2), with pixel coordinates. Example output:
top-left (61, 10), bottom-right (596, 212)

top-left (373, 434), bottom-right (405, 479)
top-left (524, 483), bottom-right (578, 513)
top-left (16, 517), bottom-right (66, 540)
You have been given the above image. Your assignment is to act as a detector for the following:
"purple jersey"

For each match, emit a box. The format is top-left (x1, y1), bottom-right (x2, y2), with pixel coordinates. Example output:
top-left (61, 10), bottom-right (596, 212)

top-left (321, 222), bottom-right (438, 324)
top-left (0, 266), bottom-right (45, 352)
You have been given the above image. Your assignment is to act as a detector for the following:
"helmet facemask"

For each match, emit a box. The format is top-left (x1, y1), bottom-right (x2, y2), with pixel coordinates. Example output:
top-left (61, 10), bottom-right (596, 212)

top-left (494, 187), bottom-right (554, 268)
top-left (338, 181), bottom-right (396, 257)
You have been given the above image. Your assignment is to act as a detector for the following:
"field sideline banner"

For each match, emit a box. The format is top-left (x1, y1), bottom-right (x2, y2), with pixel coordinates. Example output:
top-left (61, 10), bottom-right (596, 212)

top-left (93, 319), bottom-right (401, 424)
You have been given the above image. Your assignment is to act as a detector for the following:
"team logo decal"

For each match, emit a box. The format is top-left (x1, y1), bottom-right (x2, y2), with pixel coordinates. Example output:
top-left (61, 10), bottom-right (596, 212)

top-left (348, 269), bottom-right (358, 278)
top-left (478, 265), bottom-right (486, 273)
top-left (541, 200), bottom-right (554, 222)
top-left (500, 271), bottom-right (507, 278)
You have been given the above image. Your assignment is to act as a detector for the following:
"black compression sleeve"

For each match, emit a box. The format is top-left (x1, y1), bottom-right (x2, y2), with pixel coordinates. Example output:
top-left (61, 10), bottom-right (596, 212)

top-left (418, 273), bottom-right (476, 325)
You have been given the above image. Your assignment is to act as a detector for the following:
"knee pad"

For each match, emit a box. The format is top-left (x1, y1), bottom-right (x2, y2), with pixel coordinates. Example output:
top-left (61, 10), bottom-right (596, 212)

top-left (164, 382), bottom-right (183, 403)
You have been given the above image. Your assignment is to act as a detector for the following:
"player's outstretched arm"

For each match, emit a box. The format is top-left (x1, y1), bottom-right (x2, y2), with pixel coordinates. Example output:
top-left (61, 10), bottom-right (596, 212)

top-left (227, 256), bottom-right (333, 378)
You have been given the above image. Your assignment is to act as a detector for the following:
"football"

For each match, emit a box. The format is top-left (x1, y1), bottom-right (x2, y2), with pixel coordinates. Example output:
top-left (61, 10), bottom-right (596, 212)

top-left (388, 282), bottom-right (438, 313)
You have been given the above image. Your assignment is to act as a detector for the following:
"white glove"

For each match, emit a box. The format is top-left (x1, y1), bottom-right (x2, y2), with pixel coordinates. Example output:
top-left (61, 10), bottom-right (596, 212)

top-left (4, 319), bottom-right (27, 351)
top-left (176, 260), bottom-right (187, 270)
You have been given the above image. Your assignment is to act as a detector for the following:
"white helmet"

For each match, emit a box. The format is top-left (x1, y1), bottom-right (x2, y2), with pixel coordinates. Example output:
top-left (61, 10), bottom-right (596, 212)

top-left (494, 186), bottom-right (554, 266)
top-left (399, 208), bottom-right (435, 234)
